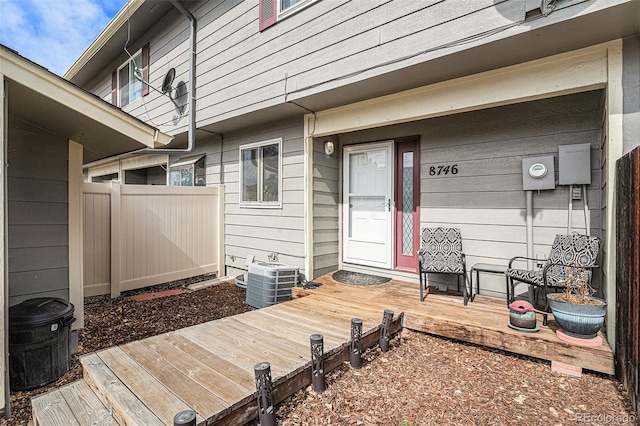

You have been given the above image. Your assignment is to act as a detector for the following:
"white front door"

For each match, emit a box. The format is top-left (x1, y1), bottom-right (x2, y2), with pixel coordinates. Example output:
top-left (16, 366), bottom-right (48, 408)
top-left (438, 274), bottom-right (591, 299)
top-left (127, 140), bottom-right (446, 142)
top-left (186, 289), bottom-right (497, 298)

top-left (343, 142), bottom-right (393, 268)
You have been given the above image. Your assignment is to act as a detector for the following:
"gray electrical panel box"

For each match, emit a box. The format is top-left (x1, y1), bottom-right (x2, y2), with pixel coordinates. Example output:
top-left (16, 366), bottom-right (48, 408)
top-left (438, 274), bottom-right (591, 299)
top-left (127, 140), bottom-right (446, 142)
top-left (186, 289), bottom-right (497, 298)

top-left (522, 156), bottom-right (555, 191)
top-left (559, 143), bottom-right (591, 185)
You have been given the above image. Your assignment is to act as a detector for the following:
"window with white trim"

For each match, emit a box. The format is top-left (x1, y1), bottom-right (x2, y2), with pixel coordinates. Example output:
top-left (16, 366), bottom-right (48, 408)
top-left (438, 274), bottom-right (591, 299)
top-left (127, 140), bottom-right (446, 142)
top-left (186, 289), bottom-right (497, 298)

top-left (239, 139), bottom-right (282, 207)
top-left (169, 155), bottom-right (206, 187)
top-left (117, 51), bottom-right (143, 107)
top-left (259, 0), bottom-right (318, 30)
top-left (281, 0), bottom-right (305, 13)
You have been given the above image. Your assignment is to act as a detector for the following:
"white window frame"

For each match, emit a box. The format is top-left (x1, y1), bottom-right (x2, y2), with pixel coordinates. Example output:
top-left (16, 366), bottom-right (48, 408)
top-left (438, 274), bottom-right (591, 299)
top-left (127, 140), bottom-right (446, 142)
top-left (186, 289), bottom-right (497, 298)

top-left (278, 0), bottom-right (318, 19)
top-left (169, 155), bottom-right (206, 187)
top-left (239, 138), bottom-right (283, 209)
top-left (117, 49), bottom-right (143, 108)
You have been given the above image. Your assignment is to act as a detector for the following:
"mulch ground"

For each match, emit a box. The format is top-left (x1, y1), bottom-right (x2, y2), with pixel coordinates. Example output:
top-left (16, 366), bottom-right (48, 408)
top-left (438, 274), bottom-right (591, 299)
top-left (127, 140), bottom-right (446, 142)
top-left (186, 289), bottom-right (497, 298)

top-left (1, 278), bottom-right (636, 426)
top-left (1, 276), bottom-right (253, 426)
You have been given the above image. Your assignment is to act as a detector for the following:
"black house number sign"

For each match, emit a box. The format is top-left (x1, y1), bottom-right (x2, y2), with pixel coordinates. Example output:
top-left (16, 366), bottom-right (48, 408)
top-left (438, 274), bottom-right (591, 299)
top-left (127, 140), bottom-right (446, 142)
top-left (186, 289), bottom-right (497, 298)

top-left (429, 164), bottom-right (459, 176)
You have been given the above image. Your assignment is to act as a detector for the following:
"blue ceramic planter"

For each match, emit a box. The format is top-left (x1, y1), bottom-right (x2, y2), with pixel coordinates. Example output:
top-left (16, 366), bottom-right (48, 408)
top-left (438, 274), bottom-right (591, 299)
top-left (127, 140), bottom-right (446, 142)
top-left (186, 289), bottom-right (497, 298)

top-left (547, 295), bottom-right (607, 338)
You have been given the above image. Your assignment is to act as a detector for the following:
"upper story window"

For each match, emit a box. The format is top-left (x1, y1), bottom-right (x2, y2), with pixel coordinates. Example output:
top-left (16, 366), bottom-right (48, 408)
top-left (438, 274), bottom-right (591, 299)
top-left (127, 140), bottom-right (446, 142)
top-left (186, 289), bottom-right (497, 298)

top-left (111, 43), bottom-right (149, 107)
top-left (239, 139), bottom-right (282, 208)
top-left (259, 0), bottom-right (318, 31)
top-left (281, 0), bottom-right (306, 13)
top-left (118, 51), bottom-right (142, 107)
top-left (169, 155), bottom-right (206, 187)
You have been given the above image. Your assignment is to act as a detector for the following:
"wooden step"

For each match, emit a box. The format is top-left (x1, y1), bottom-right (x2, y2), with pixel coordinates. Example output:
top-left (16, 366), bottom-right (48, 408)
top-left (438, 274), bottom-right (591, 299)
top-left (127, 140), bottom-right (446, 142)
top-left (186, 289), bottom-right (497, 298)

top-left (80, 351), bottom-right (207, 426)
top-left (31, 380), bottom-right (119, 426)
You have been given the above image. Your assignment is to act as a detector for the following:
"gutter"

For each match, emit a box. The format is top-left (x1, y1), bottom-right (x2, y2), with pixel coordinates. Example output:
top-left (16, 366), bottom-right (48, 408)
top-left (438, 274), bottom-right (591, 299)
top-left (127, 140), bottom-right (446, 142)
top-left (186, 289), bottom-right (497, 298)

top-left (65, 0), bottom-right (145, 81)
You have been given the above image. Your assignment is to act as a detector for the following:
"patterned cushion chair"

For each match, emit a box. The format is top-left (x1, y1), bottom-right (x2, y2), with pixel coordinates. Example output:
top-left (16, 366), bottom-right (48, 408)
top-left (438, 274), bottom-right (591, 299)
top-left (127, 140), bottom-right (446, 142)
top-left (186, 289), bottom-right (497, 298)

top-left (505, 233), bottom-right (601, 324)
top-left (418, 227), bottom-right (468, 305)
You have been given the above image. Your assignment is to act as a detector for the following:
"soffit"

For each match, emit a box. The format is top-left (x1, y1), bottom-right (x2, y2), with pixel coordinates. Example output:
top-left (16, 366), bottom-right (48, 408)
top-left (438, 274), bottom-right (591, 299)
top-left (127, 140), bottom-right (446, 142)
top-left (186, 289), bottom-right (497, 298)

top-left (2, 46), bottom-right (172, 163)
top-left (66, 0), bottom-right (175, 86)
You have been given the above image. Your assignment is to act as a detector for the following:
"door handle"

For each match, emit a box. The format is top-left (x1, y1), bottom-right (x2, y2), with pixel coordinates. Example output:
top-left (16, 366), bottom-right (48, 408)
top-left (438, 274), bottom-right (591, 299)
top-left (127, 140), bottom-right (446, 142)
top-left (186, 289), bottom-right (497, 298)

top-left (385, 199), bottom-right (391, 212)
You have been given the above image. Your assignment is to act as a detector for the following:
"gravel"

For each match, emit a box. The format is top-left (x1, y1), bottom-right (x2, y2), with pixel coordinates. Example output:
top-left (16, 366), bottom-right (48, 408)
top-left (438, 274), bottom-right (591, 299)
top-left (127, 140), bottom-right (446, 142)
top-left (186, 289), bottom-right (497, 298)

top-left (1, 278), bottom-right (635, 426)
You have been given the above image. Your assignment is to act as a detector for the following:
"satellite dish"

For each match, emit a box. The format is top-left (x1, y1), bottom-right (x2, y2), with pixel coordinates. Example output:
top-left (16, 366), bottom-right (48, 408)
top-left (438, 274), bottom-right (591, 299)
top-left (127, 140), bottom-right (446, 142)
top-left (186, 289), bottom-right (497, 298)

top-left (161, 68), bottom-right (176, 94)
top-left (173, 81), bottom-right (188, 115)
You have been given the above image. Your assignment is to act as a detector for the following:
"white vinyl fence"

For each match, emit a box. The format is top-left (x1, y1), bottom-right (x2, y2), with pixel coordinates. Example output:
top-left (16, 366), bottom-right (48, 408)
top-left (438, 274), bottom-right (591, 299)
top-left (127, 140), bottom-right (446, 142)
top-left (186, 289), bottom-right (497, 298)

top-left (83, 182), bottom-right (224, 297)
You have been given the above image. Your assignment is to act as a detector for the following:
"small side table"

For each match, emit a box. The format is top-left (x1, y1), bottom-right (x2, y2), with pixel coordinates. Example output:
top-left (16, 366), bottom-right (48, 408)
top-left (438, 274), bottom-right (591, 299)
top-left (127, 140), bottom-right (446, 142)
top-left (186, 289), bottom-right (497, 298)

top-left (470, 263), bottom-right (508, 303)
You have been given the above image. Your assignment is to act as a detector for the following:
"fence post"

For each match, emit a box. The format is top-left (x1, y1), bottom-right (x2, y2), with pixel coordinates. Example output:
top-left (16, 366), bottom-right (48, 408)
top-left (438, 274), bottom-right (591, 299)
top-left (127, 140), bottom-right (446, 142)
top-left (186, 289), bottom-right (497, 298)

top-left (110, 182), bottom-right (122, 298)
top-left (216, 185), bottom-right (225, 279)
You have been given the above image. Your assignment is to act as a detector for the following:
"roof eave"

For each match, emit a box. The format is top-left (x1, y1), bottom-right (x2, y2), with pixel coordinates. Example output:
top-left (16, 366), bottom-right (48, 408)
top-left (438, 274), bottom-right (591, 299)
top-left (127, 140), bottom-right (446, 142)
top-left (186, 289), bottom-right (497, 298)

top-left (64, 0), bottom-right (145, 81)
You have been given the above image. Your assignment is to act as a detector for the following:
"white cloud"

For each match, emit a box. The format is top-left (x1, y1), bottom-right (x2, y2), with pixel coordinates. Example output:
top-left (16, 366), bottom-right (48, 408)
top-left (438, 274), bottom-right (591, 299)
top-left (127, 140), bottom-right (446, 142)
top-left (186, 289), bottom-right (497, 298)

top-left (0, 0), bottom-right (124, 76)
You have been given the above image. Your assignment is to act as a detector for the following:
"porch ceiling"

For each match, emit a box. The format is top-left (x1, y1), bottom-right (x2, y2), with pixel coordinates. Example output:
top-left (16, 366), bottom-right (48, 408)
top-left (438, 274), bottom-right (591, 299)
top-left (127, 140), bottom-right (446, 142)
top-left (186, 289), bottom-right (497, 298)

top-left (6, 80), bottom-right (149, 163)
top-left (2, 45), bottom-right (173, 163)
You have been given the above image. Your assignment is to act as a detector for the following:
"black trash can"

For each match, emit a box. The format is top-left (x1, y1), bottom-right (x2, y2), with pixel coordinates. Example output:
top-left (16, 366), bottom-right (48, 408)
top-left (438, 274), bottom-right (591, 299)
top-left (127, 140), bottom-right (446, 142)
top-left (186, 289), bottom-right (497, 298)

top-left (9, 297), bottom-right (76, 391)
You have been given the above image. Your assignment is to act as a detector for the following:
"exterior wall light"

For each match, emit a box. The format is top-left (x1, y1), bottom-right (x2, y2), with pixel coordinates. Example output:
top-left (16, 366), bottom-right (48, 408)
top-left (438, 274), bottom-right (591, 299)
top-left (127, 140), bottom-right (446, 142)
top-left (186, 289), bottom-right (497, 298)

top-left (324, 140), bottom-right (335, 156)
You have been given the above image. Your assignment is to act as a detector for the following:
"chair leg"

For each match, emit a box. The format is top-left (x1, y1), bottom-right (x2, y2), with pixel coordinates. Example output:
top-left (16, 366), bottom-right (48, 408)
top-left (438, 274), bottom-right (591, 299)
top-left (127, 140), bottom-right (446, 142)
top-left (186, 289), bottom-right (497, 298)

top-left (505, 276), bottom-right (510, 307)
top-left (461, 275), bottom-right (467, 306)
top-left (419, 272), bottom-right (424, 302)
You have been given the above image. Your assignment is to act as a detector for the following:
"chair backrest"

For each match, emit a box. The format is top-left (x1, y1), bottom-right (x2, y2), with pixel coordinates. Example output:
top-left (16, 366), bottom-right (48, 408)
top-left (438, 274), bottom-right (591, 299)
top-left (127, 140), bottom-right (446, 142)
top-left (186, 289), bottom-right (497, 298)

top-left (545, 233), bottom-right (601, 285)
top-left (419, 227), bottom-right (464, 273)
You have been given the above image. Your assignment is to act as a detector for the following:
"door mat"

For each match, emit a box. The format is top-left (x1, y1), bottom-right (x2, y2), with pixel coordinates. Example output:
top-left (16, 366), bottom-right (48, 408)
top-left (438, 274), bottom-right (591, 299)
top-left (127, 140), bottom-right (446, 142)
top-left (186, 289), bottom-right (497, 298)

top-left (332, 270), bottom-right (391, 286)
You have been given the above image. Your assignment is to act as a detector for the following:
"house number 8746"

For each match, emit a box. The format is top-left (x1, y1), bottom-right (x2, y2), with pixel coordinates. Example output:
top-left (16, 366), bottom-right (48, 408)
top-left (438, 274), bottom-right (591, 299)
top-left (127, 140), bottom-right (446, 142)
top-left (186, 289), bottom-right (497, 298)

top-left (429, 164), bottom-right (458, 176)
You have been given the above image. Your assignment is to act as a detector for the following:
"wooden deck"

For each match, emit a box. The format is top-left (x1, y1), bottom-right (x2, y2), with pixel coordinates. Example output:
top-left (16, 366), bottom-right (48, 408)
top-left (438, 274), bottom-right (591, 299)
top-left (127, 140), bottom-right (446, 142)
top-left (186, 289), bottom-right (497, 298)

top-left (32, 274), bottom-right (614, 425)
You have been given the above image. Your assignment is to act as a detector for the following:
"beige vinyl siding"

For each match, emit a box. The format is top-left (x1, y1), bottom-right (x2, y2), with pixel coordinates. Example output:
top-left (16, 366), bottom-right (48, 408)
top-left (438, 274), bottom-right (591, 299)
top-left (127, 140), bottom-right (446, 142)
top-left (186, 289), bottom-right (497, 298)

top-left (196, 0), bottom-right (522, 124)
top-left (339, 90), bottom-right (604, 299)
top-left (312, 138), bottom-right (339, 278)
top-left (194, 118), bottom-right (306, 276)
top-left (80, 0), bottom-right (529, 137)
top-left (7, 116), bottom-right (69, 305)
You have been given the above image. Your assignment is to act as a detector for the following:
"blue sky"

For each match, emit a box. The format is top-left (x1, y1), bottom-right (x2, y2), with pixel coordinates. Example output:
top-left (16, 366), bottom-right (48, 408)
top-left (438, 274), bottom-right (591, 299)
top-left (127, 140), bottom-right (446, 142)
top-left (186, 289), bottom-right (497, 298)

top-left (0, 0), bottom-right (127, 76)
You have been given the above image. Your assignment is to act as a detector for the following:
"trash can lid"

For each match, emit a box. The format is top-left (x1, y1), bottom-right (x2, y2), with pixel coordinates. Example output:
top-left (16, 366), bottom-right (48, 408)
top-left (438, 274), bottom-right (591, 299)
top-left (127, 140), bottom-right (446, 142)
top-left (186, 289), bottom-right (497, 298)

top-left (9, 298), bottom-right (75, 328)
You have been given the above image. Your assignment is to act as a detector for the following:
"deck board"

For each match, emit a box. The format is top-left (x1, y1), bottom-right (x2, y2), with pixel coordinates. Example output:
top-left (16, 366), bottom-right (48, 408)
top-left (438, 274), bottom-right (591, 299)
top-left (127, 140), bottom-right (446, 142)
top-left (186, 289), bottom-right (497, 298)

top-left (117, 341), bottom-right (226, 422)
top-left (81, 353), bottom-right (165, 426)
top-left (157, 332), bottom-right (256, 391)
top-left (96, 347), bottom-right (206, 425)
top-left (32, 382), bottom-right (82, 426)
top-left (140, 335), bottom-right (251, 404)
top-left (34, 272), bottom-right (614, 425)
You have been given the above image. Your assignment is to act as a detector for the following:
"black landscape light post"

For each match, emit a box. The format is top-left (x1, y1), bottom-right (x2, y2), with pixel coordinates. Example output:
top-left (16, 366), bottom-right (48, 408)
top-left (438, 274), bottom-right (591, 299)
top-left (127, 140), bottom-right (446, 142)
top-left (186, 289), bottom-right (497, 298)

top-left (310, 333), bottom-right (326, 392)
top-left (379, 309), bottom-right (394, 353)
top-left (254, 361), bottom-right (276, 426)
top-left (173, 409), bottom-right (196, 426)
top-left (350, 318), bottom-right (363, 369)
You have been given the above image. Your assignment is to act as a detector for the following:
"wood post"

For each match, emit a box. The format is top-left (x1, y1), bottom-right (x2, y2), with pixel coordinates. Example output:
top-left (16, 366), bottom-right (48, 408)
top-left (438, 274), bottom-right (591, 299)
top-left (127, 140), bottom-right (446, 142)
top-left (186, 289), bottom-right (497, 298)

top-left (615, 146), bottom-right (640, 419)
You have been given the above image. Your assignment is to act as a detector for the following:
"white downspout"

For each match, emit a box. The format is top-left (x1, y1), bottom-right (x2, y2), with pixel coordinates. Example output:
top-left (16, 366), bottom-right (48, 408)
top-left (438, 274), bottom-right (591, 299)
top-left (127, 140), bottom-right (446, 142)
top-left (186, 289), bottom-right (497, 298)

top-left (2, 77), bottom-right (10, 419)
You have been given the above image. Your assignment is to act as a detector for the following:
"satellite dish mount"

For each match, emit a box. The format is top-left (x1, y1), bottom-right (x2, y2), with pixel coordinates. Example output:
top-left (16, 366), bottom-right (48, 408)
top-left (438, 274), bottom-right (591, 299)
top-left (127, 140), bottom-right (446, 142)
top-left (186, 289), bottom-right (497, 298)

top-left (134, 66), bottom-right (186, 115)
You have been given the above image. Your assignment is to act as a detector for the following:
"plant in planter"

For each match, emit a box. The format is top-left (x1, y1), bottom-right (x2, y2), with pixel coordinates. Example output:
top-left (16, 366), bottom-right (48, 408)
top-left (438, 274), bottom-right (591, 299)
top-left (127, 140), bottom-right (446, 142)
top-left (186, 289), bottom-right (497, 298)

top-left (547, 265), bottom-right (607, 339)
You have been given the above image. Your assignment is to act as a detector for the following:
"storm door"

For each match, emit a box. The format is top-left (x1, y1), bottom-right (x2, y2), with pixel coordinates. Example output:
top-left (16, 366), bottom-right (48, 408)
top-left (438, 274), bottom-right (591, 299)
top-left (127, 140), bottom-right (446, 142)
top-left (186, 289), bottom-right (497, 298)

top-left (342, 142), bottom-right (393, 268)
